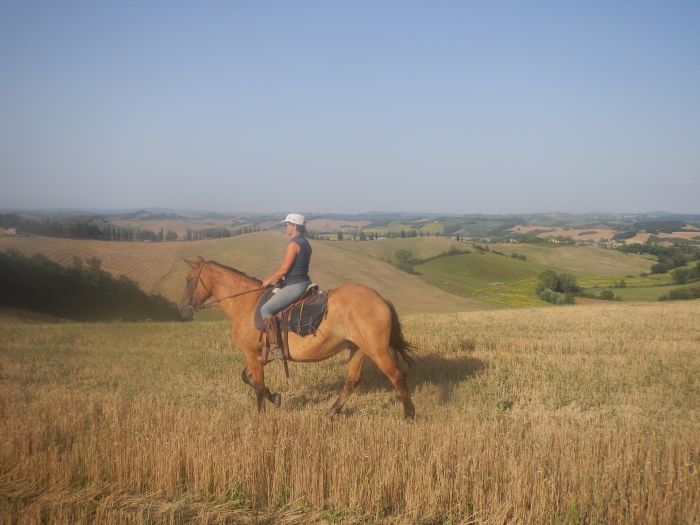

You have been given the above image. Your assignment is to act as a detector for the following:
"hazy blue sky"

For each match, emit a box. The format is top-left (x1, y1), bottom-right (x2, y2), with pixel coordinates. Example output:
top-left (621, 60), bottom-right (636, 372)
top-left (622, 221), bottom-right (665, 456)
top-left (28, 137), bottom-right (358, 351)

top-left (1, 1), bottom-right (698, 214)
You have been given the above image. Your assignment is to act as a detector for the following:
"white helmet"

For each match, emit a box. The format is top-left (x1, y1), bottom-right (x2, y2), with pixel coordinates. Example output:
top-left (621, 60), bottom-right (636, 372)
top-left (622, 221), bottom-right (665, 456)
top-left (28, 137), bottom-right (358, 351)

top-left (281, 213), bottom-right (305, 226)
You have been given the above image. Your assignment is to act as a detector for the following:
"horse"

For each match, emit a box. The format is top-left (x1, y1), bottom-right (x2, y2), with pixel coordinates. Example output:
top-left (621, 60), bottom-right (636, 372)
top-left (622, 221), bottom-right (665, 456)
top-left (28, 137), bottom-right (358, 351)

top-left (179, 257), bottom-right (416, 419)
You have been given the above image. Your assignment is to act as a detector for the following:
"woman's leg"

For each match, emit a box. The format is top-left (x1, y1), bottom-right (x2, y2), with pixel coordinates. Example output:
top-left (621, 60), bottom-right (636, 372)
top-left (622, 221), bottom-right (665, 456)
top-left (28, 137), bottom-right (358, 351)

top-left (259, 281), bottom-right (310, 362)
top-left (260, 281), bottom-right (309, 319)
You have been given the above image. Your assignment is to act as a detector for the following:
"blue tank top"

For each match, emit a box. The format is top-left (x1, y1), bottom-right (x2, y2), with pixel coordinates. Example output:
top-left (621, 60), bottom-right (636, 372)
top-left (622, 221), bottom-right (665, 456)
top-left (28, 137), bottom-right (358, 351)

top-left (286, 235), bottom-right (312, 285)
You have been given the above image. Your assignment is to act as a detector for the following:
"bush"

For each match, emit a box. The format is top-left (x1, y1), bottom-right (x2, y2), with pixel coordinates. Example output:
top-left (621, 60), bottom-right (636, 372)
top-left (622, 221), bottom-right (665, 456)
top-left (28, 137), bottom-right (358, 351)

top-left (538, 288), bottom-right (575, 305)
top-left (394, 249), bottom-right (416, 274)
top-left (536, 271), bottom-right (580, 295)
top-left (672, 268), bottom-right (690, 284)
top-left (659, 287), bottom-right (700, 301)
top-left (650, 263), bottom-right (669, 274)
top-left (599, 290), bottom-right (615, 300)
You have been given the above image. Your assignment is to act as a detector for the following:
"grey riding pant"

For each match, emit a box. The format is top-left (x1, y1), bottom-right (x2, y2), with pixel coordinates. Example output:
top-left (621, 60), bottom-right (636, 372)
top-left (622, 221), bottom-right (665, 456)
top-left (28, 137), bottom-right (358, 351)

top-left (260, 281), bottom-right (310, 319)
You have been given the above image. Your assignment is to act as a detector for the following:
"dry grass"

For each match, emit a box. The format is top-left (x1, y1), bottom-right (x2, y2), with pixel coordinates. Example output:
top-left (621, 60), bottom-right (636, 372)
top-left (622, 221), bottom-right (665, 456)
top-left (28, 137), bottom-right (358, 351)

top-left (1, 301), bottom-right (698, 524)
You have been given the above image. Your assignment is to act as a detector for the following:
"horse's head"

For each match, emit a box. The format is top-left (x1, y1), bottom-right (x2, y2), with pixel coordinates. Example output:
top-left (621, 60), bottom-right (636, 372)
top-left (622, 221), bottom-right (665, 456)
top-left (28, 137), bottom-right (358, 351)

top-left (179, 257), bottom-right (211, 321)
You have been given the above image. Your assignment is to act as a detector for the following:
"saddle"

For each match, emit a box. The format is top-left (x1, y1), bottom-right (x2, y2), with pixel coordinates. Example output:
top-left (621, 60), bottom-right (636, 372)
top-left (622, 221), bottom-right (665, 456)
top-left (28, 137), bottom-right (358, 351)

top-left (254, 284), bottom-right (328, 372)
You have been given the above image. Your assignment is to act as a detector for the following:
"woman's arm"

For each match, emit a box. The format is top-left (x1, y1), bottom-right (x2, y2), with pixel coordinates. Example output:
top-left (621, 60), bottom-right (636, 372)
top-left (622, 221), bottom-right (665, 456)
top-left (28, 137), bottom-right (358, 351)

top-left (262, 242), bottom-right (300, 287)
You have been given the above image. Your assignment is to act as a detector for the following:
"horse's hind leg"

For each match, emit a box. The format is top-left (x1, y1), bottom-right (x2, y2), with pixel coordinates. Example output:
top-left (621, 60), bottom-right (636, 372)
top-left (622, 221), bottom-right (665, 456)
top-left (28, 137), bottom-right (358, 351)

top-left (367, 351), bottom-right (415, 420)
top-left (329, 350), bottom-right (365, 417)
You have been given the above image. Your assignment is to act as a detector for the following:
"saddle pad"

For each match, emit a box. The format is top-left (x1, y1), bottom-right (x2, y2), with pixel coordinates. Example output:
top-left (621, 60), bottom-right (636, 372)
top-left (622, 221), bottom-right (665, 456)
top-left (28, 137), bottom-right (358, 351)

top-left (254, 287), bottom-right (328, 336)
top-left (283, 291), bottom-right (328, 336)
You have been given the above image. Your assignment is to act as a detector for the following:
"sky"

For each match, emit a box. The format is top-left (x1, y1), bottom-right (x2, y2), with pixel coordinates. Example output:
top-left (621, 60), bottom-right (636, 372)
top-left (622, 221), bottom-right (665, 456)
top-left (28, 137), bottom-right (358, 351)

top-left (1, 1), bottom-right (699, 215)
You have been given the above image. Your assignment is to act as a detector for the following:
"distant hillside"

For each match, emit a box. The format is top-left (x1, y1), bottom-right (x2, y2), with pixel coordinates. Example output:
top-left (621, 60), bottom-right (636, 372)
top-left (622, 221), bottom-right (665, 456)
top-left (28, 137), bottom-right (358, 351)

top-left (0, 233), bottom-right (489, 314)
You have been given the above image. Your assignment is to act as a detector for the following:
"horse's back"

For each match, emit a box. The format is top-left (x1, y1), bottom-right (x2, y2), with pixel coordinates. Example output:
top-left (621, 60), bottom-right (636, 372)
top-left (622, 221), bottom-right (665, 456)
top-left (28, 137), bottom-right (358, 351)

top-left (326, 283), bottom-right (393, 334)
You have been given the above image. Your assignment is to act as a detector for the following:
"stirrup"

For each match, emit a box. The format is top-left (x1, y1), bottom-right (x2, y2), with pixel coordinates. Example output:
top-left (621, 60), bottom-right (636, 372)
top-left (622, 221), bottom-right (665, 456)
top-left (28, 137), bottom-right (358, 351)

top-left (266, 346), bottom-right (285, 362)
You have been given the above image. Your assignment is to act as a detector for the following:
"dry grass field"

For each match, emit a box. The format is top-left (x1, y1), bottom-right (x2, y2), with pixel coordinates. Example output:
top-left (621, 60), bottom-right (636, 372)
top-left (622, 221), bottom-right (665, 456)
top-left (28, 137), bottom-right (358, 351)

top-left (1, 301), bottom-right (698, 524)
top-left (511, 225), bottom-right (700, 245)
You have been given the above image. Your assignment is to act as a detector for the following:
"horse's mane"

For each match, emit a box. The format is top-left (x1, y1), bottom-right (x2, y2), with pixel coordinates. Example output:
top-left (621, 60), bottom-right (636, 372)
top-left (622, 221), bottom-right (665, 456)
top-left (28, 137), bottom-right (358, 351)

top-left (207, 260), bottom-right (262, 285)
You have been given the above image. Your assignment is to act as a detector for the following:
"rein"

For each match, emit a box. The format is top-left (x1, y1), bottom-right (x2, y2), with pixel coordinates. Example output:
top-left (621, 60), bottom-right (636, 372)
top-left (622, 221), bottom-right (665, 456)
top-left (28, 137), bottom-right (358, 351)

top-left (199, 286), bottom-right (267, 310)
top-left (188, 262), bottom-right (267, 311)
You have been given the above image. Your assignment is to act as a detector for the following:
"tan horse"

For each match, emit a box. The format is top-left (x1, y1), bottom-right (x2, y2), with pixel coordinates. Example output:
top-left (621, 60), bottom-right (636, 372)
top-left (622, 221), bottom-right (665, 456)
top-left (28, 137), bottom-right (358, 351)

top-left (180, 258), bottom-right (415, 419)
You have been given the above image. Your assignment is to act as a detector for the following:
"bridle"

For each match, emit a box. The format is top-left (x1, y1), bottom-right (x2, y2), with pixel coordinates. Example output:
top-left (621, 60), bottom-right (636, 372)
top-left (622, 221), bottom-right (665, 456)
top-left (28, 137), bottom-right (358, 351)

top-left (183, 262), bottom-right (267, 316)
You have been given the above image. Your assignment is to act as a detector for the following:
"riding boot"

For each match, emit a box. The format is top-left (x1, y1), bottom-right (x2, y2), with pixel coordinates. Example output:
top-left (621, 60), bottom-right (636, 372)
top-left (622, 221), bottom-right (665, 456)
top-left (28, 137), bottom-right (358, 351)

top-left (261, 318), bottom-right (285, 362)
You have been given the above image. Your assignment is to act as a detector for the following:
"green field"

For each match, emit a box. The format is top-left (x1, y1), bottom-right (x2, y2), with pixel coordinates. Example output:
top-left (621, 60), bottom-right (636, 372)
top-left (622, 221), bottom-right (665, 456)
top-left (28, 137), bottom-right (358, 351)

top-left (415, 245), bottom-right (658, 307)
top-left (488, 243), bottom-right (655, 277)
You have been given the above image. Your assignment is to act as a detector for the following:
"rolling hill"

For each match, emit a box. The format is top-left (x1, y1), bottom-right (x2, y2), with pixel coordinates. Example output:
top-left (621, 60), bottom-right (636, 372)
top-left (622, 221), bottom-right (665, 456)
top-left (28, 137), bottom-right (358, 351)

top-left (0, 233), bottom-right (490, 314)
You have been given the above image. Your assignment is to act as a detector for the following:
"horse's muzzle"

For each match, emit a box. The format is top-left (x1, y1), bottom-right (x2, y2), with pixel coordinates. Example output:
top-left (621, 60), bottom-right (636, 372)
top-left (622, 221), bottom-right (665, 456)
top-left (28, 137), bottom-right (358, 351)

top-left (180, 304), bottom-right (195, 321)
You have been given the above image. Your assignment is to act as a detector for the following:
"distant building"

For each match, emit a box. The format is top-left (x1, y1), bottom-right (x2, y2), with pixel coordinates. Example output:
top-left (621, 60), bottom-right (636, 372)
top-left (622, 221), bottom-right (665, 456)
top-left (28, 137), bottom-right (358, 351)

top-left (6, 228), bottom-right (17, 235)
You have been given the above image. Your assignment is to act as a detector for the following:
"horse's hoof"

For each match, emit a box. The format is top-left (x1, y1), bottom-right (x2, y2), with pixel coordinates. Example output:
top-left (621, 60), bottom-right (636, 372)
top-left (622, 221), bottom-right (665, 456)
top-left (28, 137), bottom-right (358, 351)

top-left (270, 393), bottom-right (282, 408)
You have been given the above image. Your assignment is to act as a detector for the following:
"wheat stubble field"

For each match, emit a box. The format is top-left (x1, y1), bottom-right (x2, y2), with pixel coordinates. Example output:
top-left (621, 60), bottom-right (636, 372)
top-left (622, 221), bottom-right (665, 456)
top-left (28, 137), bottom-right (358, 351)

top-left (0, 301), bottom-right (698, 524)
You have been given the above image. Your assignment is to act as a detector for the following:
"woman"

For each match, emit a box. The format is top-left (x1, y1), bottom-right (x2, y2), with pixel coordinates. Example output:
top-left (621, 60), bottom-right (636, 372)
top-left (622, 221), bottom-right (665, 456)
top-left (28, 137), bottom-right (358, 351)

top-left (260, 213), bottom-right (312, 361)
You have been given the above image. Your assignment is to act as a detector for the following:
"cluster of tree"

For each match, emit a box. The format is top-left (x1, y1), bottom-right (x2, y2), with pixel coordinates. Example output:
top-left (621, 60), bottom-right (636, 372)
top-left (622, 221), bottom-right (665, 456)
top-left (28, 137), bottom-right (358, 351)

top-left (511, 253), bottom-right (527, 261)
top-left (620, 242), bottom-right (700, 274)
top-left (0, 213), bottom-right (177, 242)
top-left (185, 225), bottom-right (266, 240)
top-left (631, 220), bottom-right (688, 234)
top-left (613, 230), bottom-right (638, 240)
top-left (393, 249), bottom-right (416, 273)
top-left (671, 262), bottom-right (700, 284)
top-left (385, 229), bottom-right (440, 238)
top-left (535, 271), bottom-right (580, 305)
top-left (597, 289), bottom-right (621, 301)
top-left (659, 287), bottom-right (700, 301)
top-left (342, 230), bottom-right (380, 241)
top-left (0, 250), bottom-right (179, 321)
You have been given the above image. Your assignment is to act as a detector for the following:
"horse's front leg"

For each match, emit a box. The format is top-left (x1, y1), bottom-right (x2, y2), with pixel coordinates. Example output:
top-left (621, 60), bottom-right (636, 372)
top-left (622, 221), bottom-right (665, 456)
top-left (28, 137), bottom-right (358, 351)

top-left (242, 356), bottom-right (281, 411)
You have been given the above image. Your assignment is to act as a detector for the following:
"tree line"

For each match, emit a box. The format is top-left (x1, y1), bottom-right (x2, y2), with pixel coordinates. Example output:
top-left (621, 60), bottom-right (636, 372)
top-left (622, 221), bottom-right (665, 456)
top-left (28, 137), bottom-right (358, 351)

top-left (0, 213), bottom-right (264, 242)
top-left (0, 250), bottom-right (180, 321)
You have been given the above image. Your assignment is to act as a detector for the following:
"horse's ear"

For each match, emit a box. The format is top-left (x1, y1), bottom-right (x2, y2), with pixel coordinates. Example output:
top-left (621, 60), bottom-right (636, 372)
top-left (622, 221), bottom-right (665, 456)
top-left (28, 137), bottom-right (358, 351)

top-left (183, 258), bottom-right (198, 269)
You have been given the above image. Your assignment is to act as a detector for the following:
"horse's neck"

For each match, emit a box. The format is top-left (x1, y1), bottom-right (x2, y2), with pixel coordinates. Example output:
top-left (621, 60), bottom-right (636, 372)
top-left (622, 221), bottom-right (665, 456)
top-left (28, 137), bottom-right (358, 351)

top-left (204, 264), bottom-right (259, 299)
top-left (204, 264), bottom-right (261, 338)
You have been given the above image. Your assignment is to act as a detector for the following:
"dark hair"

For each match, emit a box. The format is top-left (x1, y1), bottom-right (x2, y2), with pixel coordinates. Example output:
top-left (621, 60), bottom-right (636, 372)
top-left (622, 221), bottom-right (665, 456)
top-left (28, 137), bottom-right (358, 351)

top-left (296, 224), bottom-right (306, 234)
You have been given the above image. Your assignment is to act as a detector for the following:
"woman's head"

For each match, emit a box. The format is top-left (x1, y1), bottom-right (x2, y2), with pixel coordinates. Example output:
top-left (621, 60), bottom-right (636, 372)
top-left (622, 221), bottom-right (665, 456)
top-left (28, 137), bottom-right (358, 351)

top-left (282, 213), bottom-right (306, 235)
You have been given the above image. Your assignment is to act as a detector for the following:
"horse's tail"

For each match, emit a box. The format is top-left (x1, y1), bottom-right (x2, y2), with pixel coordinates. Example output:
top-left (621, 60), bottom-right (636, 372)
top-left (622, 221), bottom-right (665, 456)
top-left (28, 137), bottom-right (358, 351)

top-left (386, 300), bottom-right (415, 369)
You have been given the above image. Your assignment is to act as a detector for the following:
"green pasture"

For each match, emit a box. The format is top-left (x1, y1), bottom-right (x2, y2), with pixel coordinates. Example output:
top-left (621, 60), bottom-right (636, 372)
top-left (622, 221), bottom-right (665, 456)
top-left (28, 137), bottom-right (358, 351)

top-left (414, 243), bottom-right (663, 308)
top-left (415, 252), bottom-right (553, 305)
top-left (488, 242), bottom-right (654, 277)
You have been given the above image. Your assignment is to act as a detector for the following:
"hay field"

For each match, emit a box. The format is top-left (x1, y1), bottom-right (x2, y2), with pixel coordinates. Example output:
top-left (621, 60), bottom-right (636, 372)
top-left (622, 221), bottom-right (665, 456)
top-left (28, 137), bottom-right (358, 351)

top-left (0, 233), bottom-right (485, 314)
top-left (1, 302), bottom-right (697, 524)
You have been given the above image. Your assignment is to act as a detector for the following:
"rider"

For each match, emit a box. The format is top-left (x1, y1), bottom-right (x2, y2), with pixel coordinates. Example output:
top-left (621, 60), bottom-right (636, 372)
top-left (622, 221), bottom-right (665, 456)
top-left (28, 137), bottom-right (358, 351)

top-left (260, 213), bottom-right (312, 361)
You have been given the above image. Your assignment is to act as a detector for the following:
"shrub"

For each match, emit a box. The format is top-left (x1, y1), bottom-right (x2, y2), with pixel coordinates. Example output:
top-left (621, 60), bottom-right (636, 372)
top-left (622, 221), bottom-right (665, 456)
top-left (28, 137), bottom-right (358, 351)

top-left (599, 290), bottom-right (615, 300)
top-left (538, 288), bottom-right (575, 305)
top-left (394, 249), bottom-right (416, 274)
top-left (672, 268), bottom-right (690, 284)
top-left (536, 271), bottom-right (580, 295)
top-left (659, 287), bottom-right (700, 301)
top-left (650, 263), bottom-right (669, 274)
